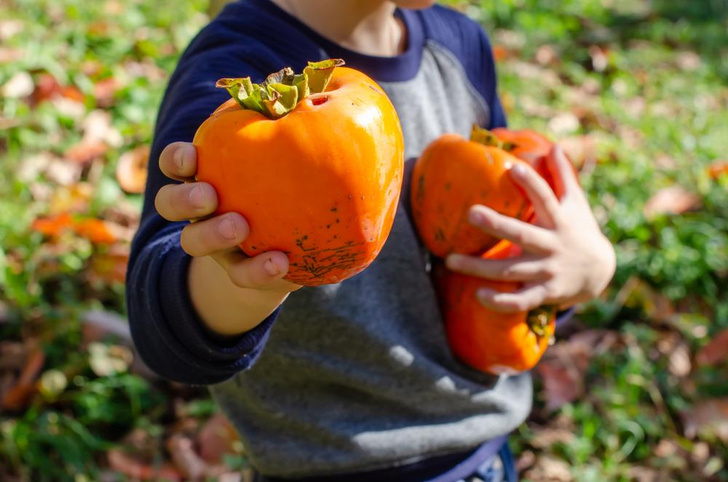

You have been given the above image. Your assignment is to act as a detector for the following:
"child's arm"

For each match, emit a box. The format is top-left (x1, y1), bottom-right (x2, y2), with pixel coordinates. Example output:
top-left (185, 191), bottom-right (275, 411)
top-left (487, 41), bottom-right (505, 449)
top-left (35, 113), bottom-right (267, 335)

top-left (445, 146), bottom-right (616, 311)
top-left (154, 141), bottom-right (301, 336)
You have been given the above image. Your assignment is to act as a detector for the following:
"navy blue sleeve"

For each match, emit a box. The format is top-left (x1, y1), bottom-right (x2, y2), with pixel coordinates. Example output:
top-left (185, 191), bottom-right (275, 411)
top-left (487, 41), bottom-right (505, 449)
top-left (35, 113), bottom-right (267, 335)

top-left (125, 26), bottom-right (285, 385)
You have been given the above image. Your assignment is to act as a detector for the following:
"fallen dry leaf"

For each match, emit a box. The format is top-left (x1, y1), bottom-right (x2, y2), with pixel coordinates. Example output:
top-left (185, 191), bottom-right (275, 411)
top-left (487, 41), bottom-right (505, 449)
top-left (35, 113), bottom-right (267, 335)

top-left (557, 135), bottom-right (596, 170)
top-left (529, 428), bottom-right (575, 449)
top-left (548, 112), bottom-right (580, 137)
top-left (643, 185), bottom-right (701, 220)
top-left (681, 398), bottom-right (728, 442)
top-left (94, 77), bottom-right (121, 108)
top-left (31, 213), bottom-right (75, 238)
top-left (0, 345), bottom-right (45, 412)
top-left (707, 160), bottom-right (728, 180)
top-left (107, 448), bottom-right (182, 481)
top-left (535, 45), bottom-right (558, 67)
top-left (74, 218), bottom-right (118, 244)
top-left (588, 45), bottom-right (609, 72)
top-left (492, 45), bottom-right (510, 62)
top-left (1, 71), bottom-right (33, 98)
top-left (197, 413), bottom-right (242, 465)
top-left (696, 328), bottom-right (728, 367)
top-left (116, 145), bottom-right (150, 194)
top-left (166, 433), bottom-right (208, 480)
top-left (0, 47), bottom-right (24, 64)
top-left (522, 455), bottom-right (573, 482)
top-left (535, 339), bottom-right (591, 412)
top-left (64, 140), bottom-right (109, 165)
top-left (88, 246), bottom-right (130, 284)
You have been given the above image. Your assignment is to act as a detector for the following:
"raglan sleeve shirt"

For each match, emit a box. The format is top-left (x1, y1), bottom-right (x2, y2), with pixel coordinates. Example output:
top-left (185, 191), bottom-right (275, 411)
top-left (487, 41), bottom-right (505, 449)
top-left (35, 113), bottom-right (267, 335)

top-left (125, 30), bottom-right (287, 385)
top-left (126, 2), bottom-right (571, 387)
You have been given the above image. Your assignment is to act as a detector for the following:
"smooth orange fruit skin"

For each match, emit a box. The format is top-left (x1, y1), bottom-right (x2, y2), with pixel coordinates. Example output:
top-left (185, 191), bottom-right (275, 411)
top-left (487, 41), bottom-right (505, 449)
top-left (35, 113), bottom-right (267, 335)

top-left (410, 134), bottom-right (533, 258)
top-left (193, 67), bottom-right (404, 286)
top-left (433, 242), bottom-right (555, 375)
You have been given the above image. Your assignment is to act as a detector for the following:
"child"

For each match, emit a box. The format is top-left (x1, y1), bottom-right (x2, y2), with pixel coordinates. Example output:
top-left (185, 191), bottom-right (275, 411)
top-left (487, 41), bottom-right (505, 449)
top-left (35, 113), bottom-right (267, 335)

top-left (126, 0), bottom-right (616, 480)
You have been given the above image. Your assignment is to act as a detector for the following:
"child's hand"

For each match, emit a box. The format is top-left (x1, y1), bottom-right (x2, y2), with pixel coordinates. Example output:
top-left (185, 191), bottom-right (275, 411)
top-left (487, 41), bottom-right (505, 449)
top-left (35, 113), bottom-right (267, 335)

top-left (155, 141), bottom-right (300, 293)
top-left (445, 146), bottom-right (616, 312)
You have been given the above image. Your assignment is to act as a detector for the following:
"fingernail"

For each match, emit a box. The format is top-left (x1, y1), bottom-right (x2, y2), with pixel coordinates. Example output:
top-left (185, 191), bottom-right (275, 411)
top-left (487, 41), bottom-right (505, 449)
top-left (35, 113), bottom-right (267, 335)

top-left (189, 185), bottom-right (207, 209)
top-left (219, 216), bottom-right (237, 240)
top-left (469, 208), bottom-right (485, 225)
top-left (446, 254), bottom-right (463, 270)
top-left (476, 288), bottom-right (491, 300)
top-left (512, 163), bottom-right (526, 177)
top-left (264, 258), bottom-right (280, 276)
top-left (174, 147), bottom-right (186, 172)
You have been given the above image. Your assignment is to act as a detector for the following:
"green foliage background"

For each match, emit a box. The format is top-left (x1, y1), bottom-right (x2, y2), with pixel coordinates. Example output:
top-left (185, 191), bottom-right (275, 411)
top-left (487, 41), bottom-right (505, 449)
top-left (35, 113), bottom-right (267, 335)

top-left (1, 0), bottom-right (727, 480)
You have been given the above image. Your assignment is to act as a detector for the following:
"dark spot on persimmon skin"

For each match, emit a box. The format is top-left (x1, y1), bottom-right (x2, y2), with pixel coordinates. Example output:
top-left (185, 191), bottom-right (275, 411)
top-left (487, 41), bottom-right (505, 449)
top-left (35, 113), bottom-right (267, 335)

top-left (330, 207), bottom-right (338, 212)
top-left (335, 219), bottom-right (340, 224)
top-left (326, 224), bottom-right (331, 229)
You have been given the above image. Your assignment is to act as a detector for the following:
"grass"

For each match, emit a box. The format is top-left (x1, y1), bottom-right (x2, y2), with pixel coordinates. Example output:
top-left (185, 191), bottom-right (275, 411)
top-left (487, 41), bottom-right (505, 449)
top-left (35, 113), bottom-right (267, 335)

top-left (1, 0), bottom-right (728, 480)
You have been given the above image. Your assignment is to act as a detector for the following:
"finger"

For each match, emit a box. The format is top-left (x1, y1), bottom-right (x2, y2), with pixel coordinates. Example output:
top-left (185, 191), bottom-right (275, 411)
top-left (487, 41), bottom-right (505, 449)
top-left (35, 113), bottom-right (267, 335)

top-left (180, 213), bottom-right (249, 257)
top-left (546, 145), bottom-right (580, 197)
top-left (509, 163), bottom-right (560, 228)
top-left (476, 284), bottom-right (549, 313)
top-left (155, 182), bottom-right (218, 221)
top-left (469, 205), bottom-right (557, 254)
top-left (213, 250), bottom-right (299, 291)
top-left (159, 142), bottom-right (197, 181)
top-left (446, 254), bottom-right (551, 282)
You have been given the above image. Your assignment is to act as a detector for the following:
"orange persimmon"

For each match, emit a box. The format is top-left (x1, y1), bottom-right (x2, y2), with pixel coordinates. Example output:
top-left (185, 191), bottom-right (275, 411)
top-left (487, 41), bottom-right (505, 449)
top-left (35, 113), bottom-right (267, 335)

top-left (410, 126), bottom-right (533, 258)
top-left (434, 240), bottom-right (556, 375)
top-left (193, 60), bottom-right (404, 286)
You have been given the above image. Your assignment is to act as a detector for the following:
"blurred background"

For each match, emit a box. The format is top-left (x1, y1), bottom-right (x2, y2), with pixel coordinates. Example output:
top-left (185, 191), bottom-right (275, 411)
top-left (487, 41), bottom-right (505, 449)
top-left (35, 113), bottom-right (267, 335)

top-left (1, 0), bottom-right (727, 480)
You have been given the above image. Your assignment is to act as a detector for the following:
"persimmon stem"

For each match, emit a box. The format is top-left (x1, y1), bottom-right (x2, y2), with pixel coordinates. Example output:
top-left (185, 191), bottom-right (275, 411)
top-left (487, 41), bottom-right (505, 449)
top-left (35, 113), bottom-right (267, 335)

top-left (216, 59), bottom-right (345, 119)
top-left (526, 305), bottom-right (556, 339)
top-left (470, 124), bottom-right (516, 151)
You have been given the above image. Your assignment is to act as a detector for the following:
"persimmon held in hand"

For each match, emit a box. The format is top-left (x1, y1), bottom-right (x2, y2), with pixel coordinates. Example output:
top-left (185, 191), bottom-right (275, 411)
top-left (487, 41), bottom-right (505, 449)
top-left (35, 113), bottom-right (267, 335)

top-left (410, 126), bottom-right (533, 257)
top-left (433, 240), bottom-right (556, 375)
top-left (193, 60), bottom-right (404, 286)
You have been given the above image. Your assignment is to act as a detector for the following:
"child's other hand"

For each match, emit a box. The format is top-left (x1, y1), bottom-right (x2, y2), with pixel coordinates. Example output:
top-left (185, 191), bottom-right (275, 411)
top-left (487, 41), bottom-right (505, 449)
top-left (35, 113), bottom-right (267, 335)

top-left (445, 146), bottom-right (616, 312)
top-left (155, 142), bottom-right (300, 293)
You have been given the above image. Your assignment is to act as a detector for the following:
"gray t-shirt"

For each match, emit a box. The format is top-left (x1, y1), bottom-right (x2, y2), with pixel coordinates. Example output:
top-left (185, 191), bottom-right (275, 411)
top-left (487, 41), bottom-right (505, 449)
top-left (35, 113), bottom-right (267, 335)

top-left (209, 12), bottom-right (532, 478)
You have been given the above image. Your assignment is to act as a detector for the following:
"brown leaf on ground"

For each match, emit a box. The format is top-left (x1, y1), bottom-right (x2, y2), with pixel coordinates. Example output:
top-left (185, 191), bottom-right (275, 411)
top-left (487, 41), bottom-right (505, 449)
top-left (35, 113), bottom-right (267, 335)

top-left (644, 185), bottom-right (701, 220)
top-left (588, 45), bottom-right (609, 72)
top-left (94, 77), bottom-right (121, 108)
top-left (492, 45), bottom-right (510, 62)
top-left (535, 335), bottom-right (593, 412)
top-left (0, 47), bottom-right (24, 64)
top-left (682, 398), bottom-right (728, 442)
top-left (166, 433), bottom-right (208, 480)
top-left (655, 331), bottom-right (692, 377)
top-left (696, 328), bottom-right (728, 367)
top-left (88, 245), bottom-right (130, 284)
top-left (529, 427), bottom-right (575, 449)
top-left (707, 160), bottom-right (728, 180)
top-left (557, 135), bottom-right (596, 170)
top-left (0, 344), bottom-right (45, 412)
top-left (535, 45), bottom-right (558, 67)
top-left (197, 413), bottom-right (242, 465)
top-left (116, 145), bottom-right (150, 194)
top-left (64, 140), bottom-right (109, 165)
top-left (107, 448), bottom-right (182, 481)
top-left (628, 466), bottom-right (665, 482)
top-left (522, 455), bottom-right (573, 482)
top-left (0, 342), bottom-right (28, 371)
